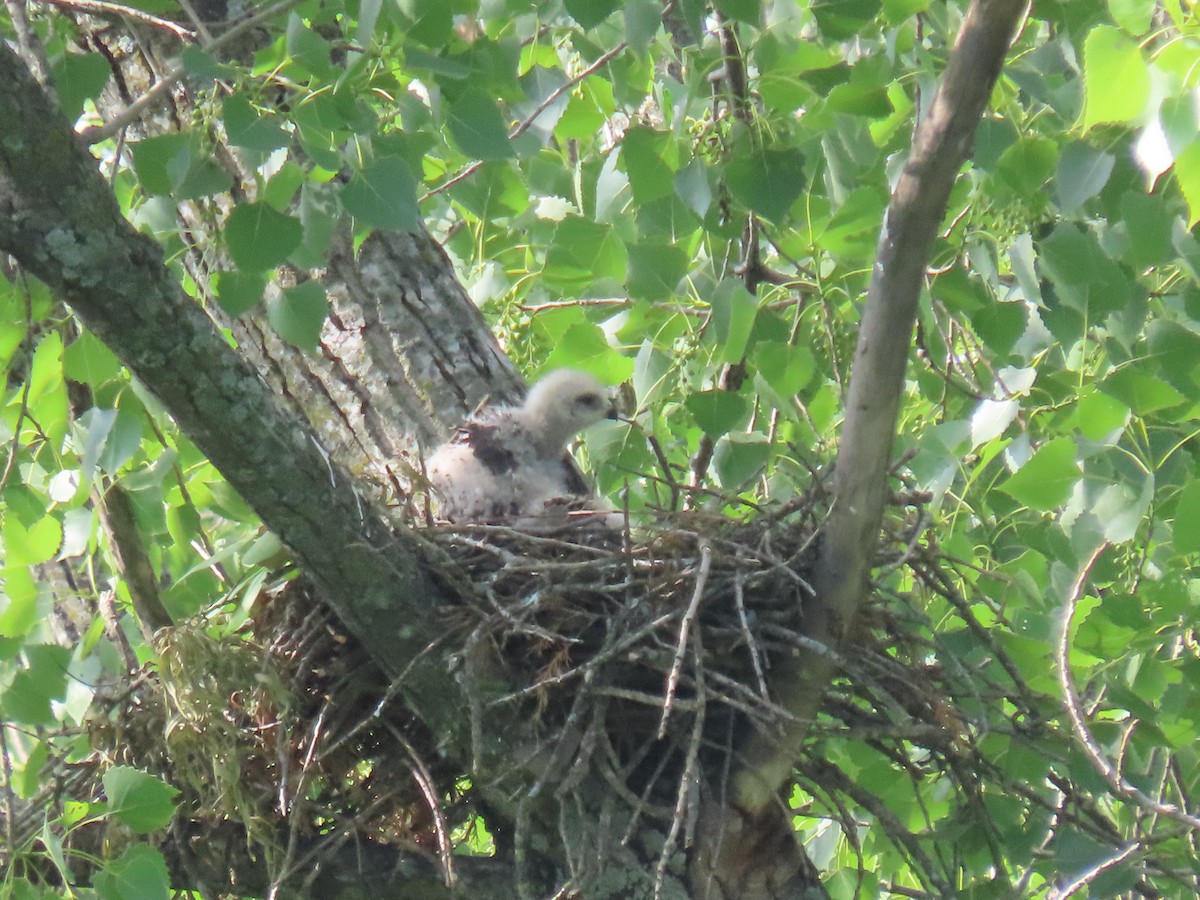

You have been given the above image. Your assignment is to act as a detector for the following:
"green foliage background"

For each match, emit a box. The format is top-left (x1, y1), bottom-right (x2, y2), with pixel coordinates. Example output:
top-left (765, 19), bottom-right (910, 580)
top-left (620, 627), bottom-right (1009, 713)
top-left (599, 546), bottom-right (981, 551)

top-left (4, 0), bottom-right (1200, 896)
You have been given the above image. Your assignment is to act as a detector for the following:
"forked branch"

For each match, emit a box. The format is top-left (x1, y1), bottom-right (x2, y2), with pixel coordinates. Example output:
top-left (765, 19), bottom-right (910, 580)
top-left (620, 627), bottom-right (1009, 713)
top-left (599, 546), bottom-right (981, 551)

top-left (732, 0), bottom-right (1030, 813)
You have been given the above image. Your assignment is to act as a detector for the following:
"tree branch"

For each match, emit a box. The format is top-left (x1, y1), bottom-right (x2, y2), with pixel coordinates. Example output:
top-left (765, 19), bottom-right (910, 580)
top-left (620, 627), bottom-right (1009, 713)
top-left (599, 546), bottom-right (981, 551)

top-left (0, 43), bottom-right (481, 759)
top-left (732, 0), bottom-right (1028, 812)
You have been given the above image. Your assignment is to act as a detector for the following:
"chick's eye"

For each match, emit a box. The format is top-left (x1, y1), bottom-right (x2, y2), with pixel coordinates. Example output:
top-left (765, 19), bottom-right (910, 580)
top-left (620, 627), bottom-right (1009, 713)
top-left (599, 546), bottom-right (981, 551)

top-left (578, 393), bottom-right (602, 408)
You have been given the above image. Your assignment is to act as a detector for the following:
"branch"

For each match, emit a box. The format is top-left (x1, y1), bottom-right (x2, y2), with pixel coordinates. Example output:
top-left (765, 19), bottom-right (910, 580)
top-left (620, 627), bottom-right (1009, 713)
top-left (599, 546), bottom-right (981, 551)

top-left (733, 0), bottom-right (1029, 812)
top-left (0, 44), bottom-right (486, 763)
top-left (1056, 543), bottom-right (1200, 831)
top-left (76, 0), bottom-right (304, 144)
top-left (99, 481), bottom-right (174, 638)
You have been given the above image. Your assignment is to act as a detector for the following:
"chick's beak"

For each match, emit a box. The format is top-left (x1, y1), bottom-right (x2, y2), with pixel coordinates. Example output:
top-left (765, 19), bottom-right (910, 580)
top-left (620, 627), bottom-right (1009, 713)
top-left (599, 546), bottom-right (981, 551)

top-left (605, 399), bottom-right (619, 420)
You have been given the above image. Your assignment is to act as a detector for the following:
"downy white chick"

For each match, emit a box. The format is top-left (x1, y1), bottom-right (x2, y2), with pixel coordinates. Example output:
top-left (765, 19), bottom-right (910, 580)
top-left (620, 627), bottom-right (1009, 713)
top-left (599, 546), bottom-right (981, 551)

top-left (426, 369), bottom-right (617, 523)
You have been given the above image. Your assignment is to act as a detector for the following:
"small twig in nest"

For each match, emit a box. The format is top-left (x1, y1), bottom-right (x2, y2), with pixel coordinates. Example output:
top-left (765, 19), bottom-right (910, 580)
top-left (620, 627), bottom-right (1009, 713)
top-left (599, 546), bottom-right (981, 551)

top-left (659, 539), bottom-right (712, 739)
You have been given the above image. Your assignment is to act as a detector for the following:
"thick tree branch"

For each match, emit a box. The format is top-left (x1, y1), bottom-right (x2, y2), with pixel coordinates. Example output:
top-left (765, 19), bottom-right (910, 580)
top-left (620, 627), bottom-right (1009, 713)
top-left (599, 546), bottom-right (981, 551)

top-left (0, 43), bottom-right (475, 752)
top-left (732, 0), bottom-right (1028, 812)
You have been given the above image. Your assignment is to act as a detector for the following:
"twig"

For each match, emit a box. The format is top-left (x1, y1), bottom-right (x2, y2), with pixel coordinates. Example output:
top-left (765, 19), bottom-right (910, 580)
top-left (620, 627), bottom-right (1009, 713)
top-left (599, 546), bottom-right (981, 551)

top-left (1056, 542), bottom-right (1200, 831)
top-left (45, 0), bottom-right (198, 40)
top-left (1049, 842), bottom-right (1139, 899)
top-left (732, 567), bottom-right (769, 699)
top-left (78, 0), bottom-right (305, 144)
top-left (384, 722), bottom-right (457, 890)
top-left (0, 721), bottom-right (15, 865)
top-left (4, 0), bottom-right (52, 86)
top-left (654, 636), bottom-right (705, 900)
top-left (658, 539), bottom-right (711, 738)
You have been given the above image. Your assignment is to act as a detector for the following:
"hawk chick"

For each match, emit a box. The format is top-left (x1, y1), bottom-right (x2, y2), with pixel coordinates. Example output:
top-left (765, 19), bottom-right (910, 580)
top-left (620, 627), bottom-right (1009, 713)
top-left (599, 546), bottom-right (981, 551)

top-left (426, 369), bottom-right (617, 523)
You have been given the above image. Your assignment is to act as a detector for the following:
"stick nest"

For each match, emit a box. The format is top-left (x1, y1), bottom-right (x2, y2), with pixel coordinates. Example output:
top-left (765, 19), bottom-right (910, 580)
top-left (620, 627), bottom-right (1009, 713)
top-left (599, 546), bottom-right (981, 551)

top-left (76, 487), bottom-right (1050, 894)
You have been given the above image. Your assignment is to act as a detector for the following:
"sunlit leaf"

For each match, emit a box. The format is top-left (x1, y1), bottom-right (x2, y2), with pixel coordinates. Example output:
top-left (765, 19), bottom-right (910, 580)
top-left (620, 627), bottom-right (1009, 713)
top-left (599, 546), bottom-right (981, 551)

top-left (999, 437), bottom-right (1079, 510)
top-left (1082, 25), bottom-right (1150, 130)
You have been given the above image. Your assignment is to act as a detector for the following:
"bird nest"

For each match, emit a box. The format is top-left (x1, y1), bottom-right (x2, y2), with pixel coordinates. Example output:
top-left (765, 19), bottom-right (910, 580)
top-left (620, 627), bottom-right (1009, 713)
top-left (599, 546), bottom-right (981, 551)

top-left (72, 486), bottom-right (1048, 894)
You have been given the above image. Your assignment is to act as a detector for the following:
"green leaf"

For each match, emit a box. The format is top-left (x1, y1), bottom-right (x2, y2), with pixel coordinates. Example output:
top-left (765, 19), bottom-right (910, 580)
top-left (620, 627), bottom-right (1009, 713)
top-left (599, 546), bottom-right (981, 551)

top-left (714, 0), bottom-right (760, 24)
top-left (710, 281), bottom-right (758, 364)
top-left (63, 330), bottom-right (121, 386)
top-left (973, 301), bottom-right (1027, 356)
top-left (1107, 0), bottom-right (1155, 36)
top-left (1146, 319), bottom-right (1200, 392)
top-left (224, 202), bottom-right (303, 271)
top-left (622, 126), bottom-right (676, 204)
top-left (267, 282), bottom-right (328, 350)
top-left (0, 567), bottom-right (38, 638)
top-left (544, 217), bottom-right (628, 289)
top-left (1082, 25), bottom-right (1150, 130)
top-left (1175, 139), bottom-right (1200, 229)
top-left (821, 188), bottom-right (885, 260)
top-left (1091, 477), bottom-right (1152, 544)
top-left (627, 241), bottom-right (688, 300)
top-left (564, 0), bottom-right (619, 28)
top-left (2, 646), bottom-right (71, 725)
top-left (686, 390), bottom-right (752, 438)
top-left (340, 156), bottom-right (420, 232)
top-left (98, 397), bottom-right (145, 475)
top-left (812, 0), bottom-right (881, 40)
top-left (393, 0), bottom-right (453, 46)
top-left (4, 515), bottom-right (63, 567)
top-left (623, 0), bottom-right (661, 52)
top-left (674, 159), bottom-right (713, 218)
top-left (995, 136), bottom-right (1059, 196)
top-left (130, 133), bottom-right (232, 200)
top-left (714, 433), bottom-right (770, 487)
top-left (286, 13), bottom-right (333, 78)
top-left (1076, 390), bottom-right (1129, 441)
top-left (50, 52), bottom-right (111, 122)
top-left (1120, 191), bottom-right (1175, 268)
top-left (998, 438), bottom-right (1079, 510)
top-left (213, 271), bottom-right (266, 317)
top-left (726, 146), bottom-right (805, 223)
top-left (24, 332), bottom-right (69, 446)
top-left (1054, 142), bottom-right (1114, 213)
top-left (103, 767), bottom-right (179, 834)
top-left (754, 341), bottom-right (815, 398)
top-left (130, 134), bottom-right (189, 197)
top-left (542, 323), bottom-right (634, 383)
top-left (446, 90), bottom-right (514, 160)
top-left (882, 0), bottom-right (929, 20)
top-left (1038, 224), bottom-right (1132, 317)
top-left (1100, 367), bottom-right (1186, 415)
top-left (95, 844), bottom-right (170, 900)
top-left (222, 94), bottom-right (288, 152)
top-left (180, 46), bottom-right (233, 79)
top-left (1172, 480), bottom-right (1200, 555)
top-left (75, 406), bottom-right (116, 481)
